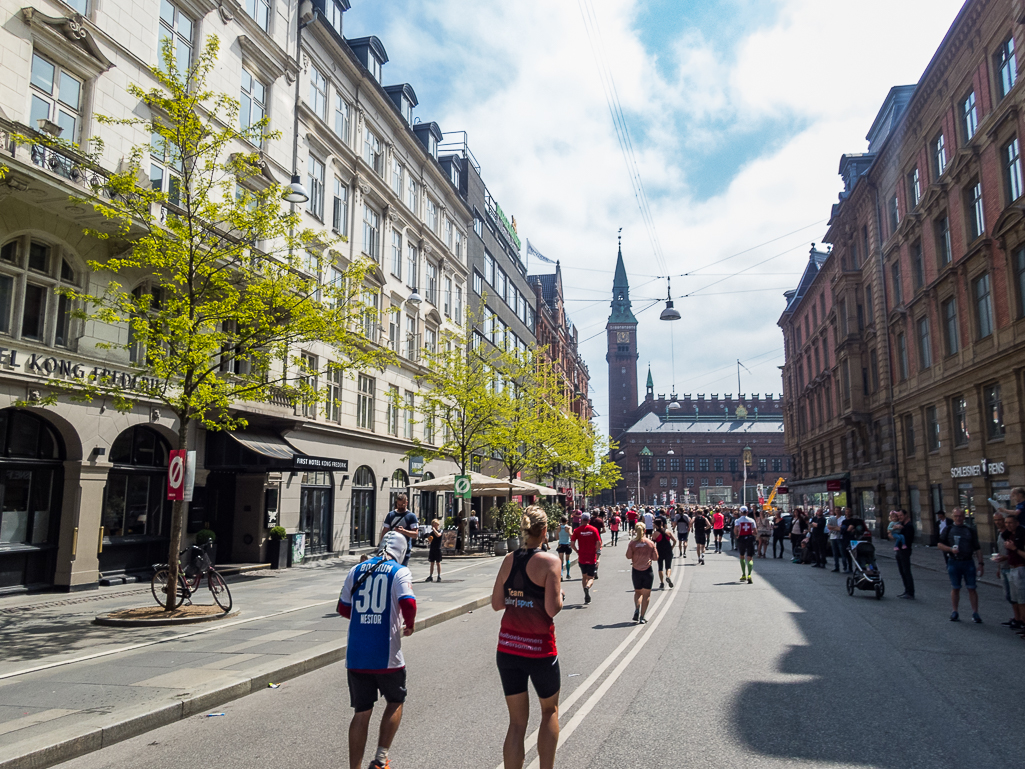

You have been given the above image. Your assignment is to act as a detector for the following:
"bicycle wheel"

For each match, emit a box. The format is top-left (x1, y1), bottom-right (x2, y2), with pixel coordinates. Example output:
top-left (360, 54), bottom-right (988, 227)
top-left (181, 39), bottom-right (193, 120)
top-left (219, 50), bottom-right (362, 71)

top-left (151, 568), bottom-right (186, 609)
top-left (208, 569), bottom-right (232, 612)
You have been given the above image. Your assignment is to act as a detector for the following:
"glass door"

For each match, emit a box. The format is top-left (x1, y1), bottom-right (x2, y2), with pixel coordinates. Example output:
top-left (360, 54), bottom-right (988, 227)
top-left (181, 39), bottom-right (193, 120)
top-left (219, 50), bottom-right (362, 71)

top-left (300, 484), bottom-right (332, 554)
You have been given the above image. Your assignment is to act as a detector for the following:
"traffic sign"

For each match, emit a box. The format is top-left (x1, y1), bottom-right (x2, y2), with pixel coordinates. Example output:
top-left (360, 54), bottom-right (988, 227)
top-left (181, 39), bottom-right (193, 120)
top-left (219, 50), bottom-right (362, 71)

top-left (168, 450), bottom-right (186, 500)
top-left (454, 474), bottom-right (472, 499)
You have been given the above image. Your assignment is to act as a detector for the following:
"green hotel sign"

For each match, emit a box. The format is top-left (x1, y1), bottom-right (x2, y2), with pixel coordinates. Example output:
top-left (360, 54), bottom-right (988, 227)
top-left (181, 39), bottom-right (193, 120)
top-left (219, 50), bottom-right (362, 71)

top-left (495, 202), bottom-right (521, 250)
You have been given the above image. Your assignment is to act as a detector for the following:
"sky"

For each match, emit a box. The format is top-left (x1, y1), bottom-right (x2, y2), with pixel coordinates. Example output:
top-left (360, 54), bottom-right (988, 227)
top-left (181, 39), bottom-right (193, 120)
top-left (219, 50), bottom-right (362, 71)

top-left (343, 0), bottom-right (968, 436)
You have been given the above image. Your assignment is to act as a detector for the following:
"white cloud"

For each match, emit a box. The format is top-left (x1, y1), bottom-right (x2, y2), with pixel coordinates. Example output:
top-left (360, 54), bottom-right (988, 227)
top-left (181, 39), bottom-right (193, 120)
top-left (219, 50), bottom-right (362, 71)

top-left (346, 0), bottom-right (968, 434)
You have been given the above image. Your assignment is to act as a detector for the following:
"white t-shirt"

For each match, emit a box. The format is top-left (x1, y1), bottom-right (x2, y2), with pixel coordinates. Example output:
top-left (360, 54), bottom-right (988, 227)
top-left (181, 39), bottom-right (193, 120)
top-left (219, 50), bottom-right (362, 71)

top-left (735, 516), bottom-right (756, 537)
top-left (643, 512), bottom-right (655, 530)
top-left (674, 513), bottom-right (690, 533)
top-left (827, 515), bottom-right (841, 540)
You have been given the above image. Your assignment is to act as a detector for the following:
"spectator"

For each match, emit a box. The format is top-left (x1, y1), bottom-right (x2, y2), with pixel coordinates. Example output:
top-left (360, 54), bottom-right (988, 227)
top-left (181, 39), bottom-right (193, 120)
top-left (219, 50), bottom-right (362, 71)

top-left (889, 509), bottom-right (915, 599)
top-left (827, 509), bottom-right (843, 572)
top-left (997, 487), bottom-right (1025, 518)
top-left (772, 512), bottom-right (789, 559)
top-left (809, 508), bottom-right (829, 568)
top-left (992, 513), bottom-right (1013, 627)
top-left (790, 509), bottom-right (808, 563)
top-left (836, 507), bottom-right (850, 572)
top-left (935, 511), bottom-right (951, 561)
top-left (998, 513), bottom-right (1025, 637)
top-left (937, 509), bottom-right (985, 623)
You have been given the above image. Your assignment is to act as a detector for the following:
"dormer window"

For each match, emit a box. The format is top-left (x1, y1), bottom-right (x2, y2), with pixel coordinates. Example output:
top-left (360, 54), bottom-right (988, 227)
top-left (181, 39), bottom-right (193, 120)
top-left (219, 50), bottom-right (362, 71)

top-left (403, 97), bottom-right (413, 124)
top-left (326, 0), bottom-right (346, 36)
top-left (348, 36), bottom-right (389, 85)
top-left (368, 55), bottom-right (382, 82)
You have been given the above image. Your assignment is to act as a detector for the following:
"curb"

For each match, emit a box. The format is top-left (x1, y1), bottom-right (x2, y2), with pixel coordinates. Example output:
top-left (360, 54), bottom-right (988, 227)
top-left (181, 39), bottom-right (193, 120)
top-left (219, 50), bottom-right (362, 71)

top-left (94, 609), bottom-right (240, 627)
top-left (0, 593), bottom-right (493, 769)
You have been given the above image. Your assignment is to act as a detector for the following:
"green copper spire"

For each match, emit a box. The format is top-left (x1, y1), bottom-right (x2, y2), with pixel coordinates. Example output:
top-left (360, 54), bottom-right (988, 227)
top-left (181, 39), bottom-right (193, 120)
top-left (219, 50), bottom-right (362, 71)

top-left (608, 236), bottom-right (637, 323)
top-left (646, 365), bottom-right (653, 389)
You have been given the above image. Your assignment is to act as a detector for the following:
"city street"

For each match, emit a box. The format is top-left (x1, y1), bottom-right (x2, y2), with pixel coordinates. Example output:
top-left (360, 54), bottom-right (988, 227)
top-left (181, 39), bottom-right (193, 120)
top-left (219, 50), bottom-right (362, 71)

top-left (53, 543), bottom-right (1021, 769)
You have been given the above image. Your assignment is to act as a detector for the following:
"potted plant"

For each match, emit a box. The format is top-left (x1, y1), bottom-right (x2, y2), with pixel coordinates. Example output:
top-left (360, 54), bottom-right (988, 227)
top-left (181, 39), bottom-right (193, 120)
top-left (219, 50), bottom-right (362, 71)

top-left (268, 526), bottom-right (288, 569)
top-left (501, 502), bottom-right (523, 552)
top-left (195, 529), bottom-right (217, 566)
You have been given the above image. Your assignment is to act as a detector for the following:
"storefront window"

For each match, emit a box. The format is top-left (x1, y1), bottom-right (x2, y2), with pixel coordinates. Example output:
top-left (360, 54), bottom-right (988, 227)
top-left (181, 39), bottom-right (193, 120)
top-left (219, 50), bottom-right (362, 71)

top-left (957, 482), bottom-right (975, 521)
top-left (102, 427), bottom-right (170, 538)
top-left (351, 465), bottom-right (376, 547)
top-left (300, 471), bottom-right (332, 554)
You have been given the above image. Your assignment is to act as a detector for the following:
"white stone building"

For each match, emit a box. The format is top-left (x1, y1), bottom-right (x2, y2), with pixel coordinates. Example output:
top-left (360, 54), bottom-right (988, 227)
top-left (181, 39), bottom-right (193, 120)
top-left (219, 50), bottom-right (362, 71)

top-left (0, 0), bottom-right (469, 591)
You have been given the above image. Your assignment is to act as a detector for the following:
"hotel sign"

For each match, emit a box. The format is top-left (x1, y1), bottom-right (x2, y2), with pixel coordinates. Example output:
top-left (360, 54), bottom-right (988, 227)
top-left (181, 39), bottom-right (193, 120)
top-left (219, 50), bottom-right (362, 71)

top-left (0, 346), bottom-right (164, 392)
top-left (950, 458), bottom-right (1006, 479)
top-left (293, 455), bottom-right (348, 472)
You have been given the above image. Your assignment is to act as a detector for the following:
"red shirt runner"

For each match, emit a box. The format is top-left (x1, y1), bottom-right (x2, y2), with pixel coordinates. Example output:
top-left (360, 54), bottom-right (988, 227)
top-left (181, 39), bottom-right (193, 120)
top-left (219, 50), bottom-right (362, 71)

top-left (571, 525), bottom-right (601, 565)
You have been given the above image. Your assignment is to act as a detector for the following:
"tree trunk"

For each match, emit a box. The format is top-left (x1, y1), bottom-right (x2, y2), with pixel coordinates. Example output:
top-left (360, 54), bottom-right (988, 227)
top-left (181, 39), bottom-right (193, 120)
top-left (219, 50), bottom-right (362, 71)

top-left (163, 417), bottom-right (189, 611)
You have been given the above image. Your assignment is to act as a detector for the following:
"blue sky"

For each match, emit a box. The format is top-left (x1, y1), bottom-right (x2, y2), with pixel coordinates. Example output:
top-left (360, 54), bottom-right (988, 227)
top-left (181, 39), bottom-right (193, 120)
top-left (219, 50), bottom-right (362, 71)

top-left (340, 0), bottom-right (967, 434)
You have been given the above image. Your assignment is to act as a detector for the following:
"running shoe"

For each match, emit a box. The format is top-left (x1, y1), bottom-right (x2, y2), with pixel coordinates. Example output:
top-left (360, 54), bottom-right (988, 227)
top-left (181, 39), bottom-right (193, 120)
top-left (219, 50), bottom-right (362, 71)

top-left (633, 607), bottom-right (640, 623)
top-left (425, 576), bottom-right (433, 582)
top-left (659, 582), bottom-right (665, 590)
top-left (368, 760), bottom-right (390, 769)
top-left (972, 612), bottom-right (982, 624)
top-left (739, 575), bottom-right (746, 582)
top-left (950, 611), bottom-right (959, 622)
top-left (747, 576), bottom-right (753, 584)
top-left (584, 586), bottom-right (591, 604)
top-left (638, 617), bottom-right (647, 624)
top-left (667, 577), bottom-right (673, 588)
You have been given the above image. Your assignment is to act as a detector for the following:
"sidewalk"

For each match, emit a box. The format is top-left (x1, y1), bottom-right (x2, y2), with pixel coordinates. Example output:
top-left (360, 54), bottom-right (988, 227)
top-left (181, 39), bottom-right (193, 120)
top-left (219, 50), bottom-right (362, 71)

top-left (0, 554), bottom-right (505, 769)
top-left (873, 543), bottom-right (1002, 589)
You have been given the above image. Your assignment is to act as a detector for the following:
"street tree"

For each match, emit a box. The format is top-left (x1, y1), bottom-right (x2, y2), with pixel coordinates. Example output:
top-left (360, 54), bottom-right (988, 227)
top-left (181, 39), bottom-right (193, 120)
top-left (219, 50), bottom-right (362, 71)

top-left (27, 37), bottom-right (388, 609)
top-left (571, 430), bottom-right (623, 507)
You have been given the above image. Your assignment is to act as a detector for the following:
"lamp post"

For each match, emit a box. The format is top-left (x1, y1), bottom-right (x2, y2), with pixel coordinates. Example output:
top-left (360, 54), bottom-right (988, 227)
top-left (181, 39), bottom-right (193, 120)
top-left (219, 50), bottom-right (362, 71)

top-left (285, 0), bottom-right (316, 207)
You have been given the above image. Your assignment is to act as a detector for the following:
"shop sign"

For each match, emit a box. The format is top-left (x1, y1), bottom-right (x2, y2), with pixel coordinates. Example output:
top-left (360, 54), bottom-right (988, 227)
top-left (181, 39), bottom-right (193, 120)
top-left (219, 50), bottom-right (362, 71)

top-left (408, 455), bottom-right (425, 477)
top-left (826, 480), bottom-right (843, 492)
top-left (494, 203), bottom-right (521, 250)
top-left (293, 455), bottom-right (348, 471)
top-left (950, 458), bottom-right (1006, 479)
top-left (0, 346), bottom-right (163, 392)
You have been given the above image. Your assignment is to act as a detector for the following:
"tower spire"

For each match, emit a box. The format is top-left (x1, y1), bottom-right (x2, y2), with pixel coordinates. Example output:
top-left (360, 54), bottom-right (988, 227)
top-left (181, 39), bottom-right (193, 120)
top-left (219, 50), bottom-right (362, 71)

top-left (609, 232), bottom-right (636, 323)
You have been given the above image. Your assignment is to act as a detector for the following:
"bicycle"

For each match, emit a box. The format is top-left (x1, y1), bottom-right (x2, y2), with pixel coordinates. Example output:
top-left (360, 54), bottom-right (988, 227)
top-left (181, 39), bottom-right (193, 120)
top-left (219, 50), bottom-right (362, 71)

top-left (151, 544), bottom-right (233, 613)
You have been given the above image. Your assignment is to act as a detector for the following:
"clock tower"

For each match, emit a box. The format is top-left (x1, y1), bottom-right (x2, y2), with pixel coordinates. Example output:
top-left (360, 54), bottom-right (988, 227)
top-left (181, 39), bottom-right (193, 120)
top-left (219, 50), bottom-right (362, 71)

top-left (606, 238), bottom-right (638, 438)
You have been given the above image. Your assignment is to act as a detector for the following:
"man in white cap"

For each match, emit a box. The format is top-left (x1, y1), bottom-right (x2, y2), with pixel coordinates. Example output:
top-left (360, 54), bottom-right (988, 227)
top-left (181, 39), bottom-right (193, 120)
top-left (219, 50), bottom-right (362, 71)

top-left (338, 531), bottom-right (416, 769)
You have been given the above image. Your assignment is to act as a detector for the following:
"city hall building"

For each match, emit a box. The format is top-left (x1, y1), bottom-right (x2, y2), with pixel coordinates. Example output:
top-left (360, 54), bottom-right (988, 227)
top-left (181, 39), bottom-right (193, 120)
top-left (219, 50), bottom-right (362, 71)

top-left (0, 0), bottom-right (477, 592)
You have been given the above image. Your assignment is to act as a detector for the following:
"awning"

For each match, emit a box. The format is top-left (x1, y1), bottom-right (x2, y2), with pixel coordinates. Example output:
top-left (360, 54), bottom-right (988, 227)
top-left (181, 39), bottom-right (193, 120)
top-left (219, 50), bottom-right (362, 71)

top-left (226, 430), bottom-right (296, 462)
top-left (210, 431), bottom-right (349, 472)
top-left (786, 472), bottom-right (850, 496)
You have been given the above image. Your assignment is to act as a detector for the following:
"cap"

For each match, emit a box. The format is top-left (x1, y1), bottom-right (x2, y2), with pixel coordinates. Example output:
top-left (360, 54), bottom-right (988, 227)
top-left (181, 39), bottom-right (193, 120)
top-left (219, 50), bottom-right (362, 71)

top-left (740, 506), bottom-right (748, 513)
top-left (581, 512), bottom-right (591, 521)
top-left (380, 531), bottom-right (407, 562)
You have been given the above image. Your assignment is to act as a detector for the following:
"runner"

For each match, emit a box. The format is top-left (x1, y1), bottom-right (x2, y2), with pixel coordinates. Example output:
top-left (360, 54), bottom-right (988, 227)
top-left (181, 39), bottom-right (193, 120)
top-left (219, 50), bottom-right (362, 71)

top-left (379, 494), bottom-right (419, 567)
top-left (626, 506), bottom-right (638, 534)
top-left (674, 506), bottom-right (691, 557)
top-left (734, 506), bottom-right (757, 583)
top-left (642, 507), bottom-right (655, 537)
top-left (570, 512), bottom-right (602, 604)
top-left (337, 532), bottom-right (416, 769)
top-left (625, 522), bottom-right (658, 623)
top-left (712, 509), bottom-right (725, 554)
top-left (653, 517), bottom-right (676, 589)
top-left (609, 510), bottom-right (621, 546)
top-left (491, 506), bottom-right (563, 769)
top-left (692, 509), bottom-right (710, 565)
top-left (426, 517), bottom-right (443, 582)
top-left (555, 516), bottom-right (573, 578)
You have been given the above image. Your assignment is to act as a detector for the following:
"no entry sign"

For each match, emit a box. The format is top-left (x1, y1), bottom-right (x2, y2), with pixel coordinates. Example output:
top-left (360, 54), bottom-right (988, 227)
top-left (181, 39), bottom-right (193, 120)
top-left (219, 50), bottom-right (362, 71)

top-left (167, 450), bottom-right (196, 501)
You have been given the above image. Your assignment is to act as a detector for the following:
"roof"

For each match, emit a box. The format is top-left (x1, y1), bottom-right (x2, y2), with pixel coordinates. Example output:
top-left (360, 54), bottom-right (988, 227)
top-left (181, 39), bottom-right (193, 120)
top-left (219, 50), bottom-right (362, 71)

top-left (346, 35), bottom-right (389, 64)
top-left (529, 263), bottom-right (562, 308)
top-left (384, 83), bottom-right (419, 107)
top-left (781, 246), bottom-right (829, 316)
top-left (623, 411), bottom-right (784, 436)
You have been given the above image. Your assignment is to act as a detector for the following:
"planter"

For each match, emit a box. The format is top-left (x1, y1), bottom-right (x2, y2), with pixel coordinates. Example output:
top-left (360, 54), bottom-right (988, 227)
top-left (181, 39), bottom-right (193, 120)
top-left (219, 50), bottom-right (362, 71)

top-left (506, 536), bottom-right (520, 552)
top-left (494, 538), bottom-right (508, 556)
top-left (268, 538), bottom-right (289, 569)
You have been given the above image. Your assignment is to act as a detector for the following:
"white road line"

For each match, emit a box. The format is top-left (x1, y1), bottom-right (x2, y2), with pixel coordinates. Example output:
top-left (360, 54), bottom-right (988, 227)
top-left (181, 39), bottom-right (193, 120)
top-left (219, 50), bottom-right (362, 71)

top-left (524, 585), bottom-right (681, 769)
top-left (492, 589), bottom-right (673, 769)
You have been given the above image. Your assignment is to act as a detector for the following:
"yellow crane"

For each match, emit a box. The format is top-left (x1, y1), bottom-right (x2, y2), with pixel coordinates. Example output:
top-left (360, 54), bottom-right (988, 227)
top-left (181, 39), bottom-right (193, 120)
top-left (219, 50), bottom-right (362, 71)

top-left (763, 477), bottom-right (785, 511)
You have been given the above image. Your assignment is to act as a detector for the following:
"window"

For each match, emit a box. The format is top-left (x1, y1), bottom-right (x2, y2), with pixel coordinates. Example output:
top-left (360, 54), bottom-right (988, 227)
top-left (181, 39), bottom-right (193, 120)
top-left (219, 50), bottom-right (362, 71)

top-left (759, 458), bottom-right (768, 472)
top-left (454, 283), bottom-right (463, 323)
top-left (443, 276), bottom-right (452, 317)
top-left (484, 252), bottom-right (495, 285)
top-left (685, 458), bottom-right (694, 472)
top-left (388, 305), bottom-right (399, 352)
top-left (926, 405), bottom-right (941, 451)
top-left (150, 132), bottom-right (182, 205)
top-left (700, 478), bottom-right (709, 487)
top-left (0, 238), bottom-right (79, 346)
top-left (911, 241), bottom-right (924, 290)
top-left (864, 284), bottom-right (874, 325)
top-left (307, 154), bottom-right (325, 219)
top-left (896, 332), bottom-right (908, 381)
top-left (424, 326), bottom-right (436, 356)
top-left (327, 366), bottom-right (342, 423)
top-left (963, 91), bottom-right (978, 141)
top-left (454, 231), bottom-right (464, 262)
top-left (891, 261), bottom-right (903, 306)
top-left (300, 353), bottom-right (318, 419)
top-left (363, 127), bottom-right (383, 175)
top-left (325, 0), bottom-right (345, 34)
top-left (357, 375), bottom-right (375, 430)
top-left (391, 158), bottom-right (403, 198)
top-left (240, 67), bottom-right (266, 139)
top-left (244, 0), bottom-right (270, 30)
top-left (361, 287), bottom-right (378, 339)
top-left (904, 414), bottom-right (915, 457)
top-left (656, 458), bottom-right (666, 472)
top-left (405, 314), bottom-right (417, 359)
top-left (332, 177), bottom-right (348, 235)
top-left (496, 269), bottom-right (507, 303)
top-left (158, 0), bottom-right (194, 74)
top-left (870, 349), bottom-right (879, 392)
top-left (390, 229), bottom-right (403, 279)
top-left (406, 244), bottom-right (418, 289)
top-left (444, 219), bottom-right (454, 250)
top-left (670, 457), bottom-right (680, 472)
top-left (974, 272), bottom-right (994, 338)
top-left (473, 271), bottom-right (483, 296)
top-left (996, 36), bottom-right (1017, 99)
top-left (699, 458), bottom-right (709, 471)
top-left (425, 261), bottom-right (438, 305)
top-left (772, 458), bottom-right (782, 472)
top-left (29, 53), bottom-right (82, 143)
top-left (404, 391), bottom-right (415, 439)
top-left (984, 384), bottom-right (1005, 439)
top-left (362, 203), bottom-right (380, 261)
top-left (889, 194), bottom-right (900, 234)
top-left (1015, 247), bottom-right (1025, 318)
top-left (367, 53), bottom-right (382, 83)
top-left (406, 177), bottom-right (419, 216)
top-left (424, 404), bottom-right (436, 444)
top-left (640, 457), bottom-right (651, 472)
top-left (967, 180), bottom-right (985, 240)
top-left (386, 384), bottom-right (399, 435)
top-left (934, 133), bottom-right (947, 177)
top-left (942, 297), bottom-right (960, 355)
top-left (908, 167), bottom-right (921, 208)
top-left (334, 93), bottom-right (351, 144)
top-left (714, 458), bottom-right (724, 472)
top-left (917, 315), bottom-right (932, 369)
top-left (308, 65), bottom-right (327, 119)
top-left (1005, 137), bottom-right (1023, 202)
top-left (935, 215), bottom-right (952, 266)
top-left (426, 198), bottom-right (438, 232)
top-left (952, 395), bottom-right (969, 446)
top-left (473, 214), bottom-right (483, 238)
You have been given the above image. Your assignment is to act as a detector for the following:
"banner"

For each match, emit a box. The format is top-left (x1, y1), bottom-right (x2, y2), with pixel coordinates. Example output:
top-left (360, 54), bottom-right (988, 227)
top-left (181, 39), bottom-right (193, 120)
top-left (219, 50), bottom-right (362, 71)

top-left (526, 239), bottom-right (555, 264)
top-left (168, 450), bottom-right (186, 501)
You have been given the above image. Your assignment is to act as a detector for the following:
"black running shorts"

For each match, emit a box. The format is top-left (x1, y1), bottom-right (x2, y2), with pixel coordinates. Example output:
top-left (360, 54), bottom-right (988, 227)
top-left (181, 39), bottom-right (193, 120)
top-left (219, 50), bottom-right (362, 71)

top-left (737, 535), bottom-right (756, 557)
top-left (658, 553), bottom-right (673, 571)
top-left (578, 562), bottom-right (596, 577)
top-left (348, 668), bottom-right (407, 713)
top-left (694, 533), bottom-right (707, 545)
top-left (556, 544), bottom-right (572, 554)
top-left (631, 566), bottom-right (654, 591)
top-left (496, 651), bottom-right (561, 699)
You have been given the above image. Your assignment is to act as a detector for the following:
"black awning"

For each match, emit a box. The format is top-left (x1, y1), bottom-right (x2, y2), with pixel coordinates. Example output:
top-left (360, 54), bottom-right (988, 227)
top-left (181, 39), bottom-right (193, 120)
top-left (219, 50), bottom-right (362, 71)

top-left (205, 430), bottom-right (348, 472)
top-left (227, 430), bottom-right (296, 461)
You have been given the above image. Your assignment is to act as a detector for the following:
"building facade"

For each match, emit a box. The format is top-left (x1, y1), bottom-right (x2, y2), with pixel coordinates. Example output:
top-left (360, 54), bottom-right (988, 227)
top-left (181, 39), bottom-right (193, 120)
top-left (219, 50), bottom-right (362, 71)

top-left (0, 0), bottom-right (470, 592)
top-left (781, 0), bottom-right (1025, 547)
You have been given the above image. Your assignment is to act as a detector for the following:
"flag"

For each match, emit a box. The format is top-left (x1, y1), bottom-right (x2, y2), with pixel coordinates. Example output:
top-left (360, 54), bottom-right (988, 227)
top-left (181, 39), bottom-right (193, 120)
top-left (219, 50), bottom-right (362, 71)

top-left (526, 239), bottom-right (555, 264)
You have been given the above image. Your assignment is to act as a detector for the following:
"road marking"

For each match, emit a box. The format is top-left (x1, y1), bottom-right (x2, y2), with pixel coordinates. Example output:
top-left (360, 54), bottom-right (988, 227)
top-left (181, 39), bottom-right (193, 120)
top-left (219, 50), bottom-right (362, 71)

top-left (494, 589), bottom-right (673, 769)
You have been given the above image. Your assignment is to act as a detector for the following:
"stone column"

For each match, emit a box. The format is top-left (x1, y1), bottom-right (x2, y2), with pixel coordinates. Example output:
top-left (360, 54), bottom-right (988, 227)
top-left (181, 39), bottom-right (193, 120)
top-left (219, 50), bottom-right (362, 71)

top-left (53, 462), bottom-right (110, 590)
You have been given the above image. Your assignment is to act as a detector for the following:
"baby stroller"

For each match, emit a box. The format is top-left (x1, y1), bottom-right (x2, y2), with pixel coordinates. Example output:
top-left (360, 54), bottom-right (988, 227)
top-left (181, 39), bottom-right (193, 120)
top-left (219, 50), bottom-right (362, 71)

top-left (846, 539), bottom-right (884, 599)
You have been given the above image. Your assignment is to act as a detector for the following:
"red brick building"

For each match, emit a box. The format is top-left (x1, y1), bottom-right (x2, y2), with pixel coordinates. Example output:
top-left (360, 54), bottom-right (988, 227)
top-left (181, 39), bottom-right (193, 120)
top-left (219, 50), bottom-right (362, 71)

top-left (780, 0), bottom-right (1025, 546)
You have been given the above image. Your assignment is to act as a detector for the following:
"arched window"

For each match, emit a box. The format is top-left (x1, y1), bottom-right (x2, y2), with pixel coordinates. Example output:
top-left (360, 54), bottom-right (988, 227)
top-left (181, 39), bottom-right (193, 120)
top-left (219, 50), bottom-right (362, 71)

top-left (389, 468), bottom-right (409, 514)
top-left (0, 409), bottom-right (65, 550)
top-left (103, 427), bottom-right (170, 538)
top-left (351, 465), bottom-right (376, 547)
top-left (0, 236), bottom-right (81, 347)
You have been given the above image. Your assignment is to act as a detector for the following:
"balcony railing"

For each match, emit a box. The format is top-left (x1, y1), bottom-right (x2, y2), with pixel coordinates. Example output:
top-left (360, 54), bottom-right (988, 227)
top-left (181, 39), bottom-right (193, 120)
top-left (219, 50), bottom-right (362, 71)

top-left (2, 120), bottom-right (113, 198)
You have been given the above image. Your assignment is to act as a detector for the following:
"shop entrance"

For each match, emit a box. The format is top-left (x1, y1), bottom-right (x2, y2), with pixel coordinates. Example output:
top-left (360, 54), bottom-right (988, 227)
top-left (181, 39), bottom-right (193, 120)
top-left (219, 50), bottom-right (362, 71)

top-left (300, 471), bottom-right (333, 554)
top-left (351, 466), bottom-right (376, 548)
top-left (0, 409), bottom-right (65, 592)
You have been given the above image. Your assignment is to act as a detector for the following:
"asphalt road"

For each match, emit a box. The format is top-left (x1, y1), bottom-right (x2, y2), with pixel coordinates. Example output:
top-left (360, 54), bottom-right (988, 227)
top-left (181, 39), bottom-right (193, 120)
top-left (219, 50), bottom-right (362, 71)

top-left (58, 543), bottom-right (1023, 769)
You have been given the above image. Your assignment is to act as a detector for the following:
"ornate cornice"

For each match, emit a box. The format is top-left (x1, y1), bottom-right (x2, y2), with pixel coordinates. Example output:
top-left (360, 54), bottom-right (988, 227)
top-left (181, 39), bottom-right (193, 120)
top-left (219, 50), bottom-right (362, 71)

top-left (20, 7), bottom-right (114, 75)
